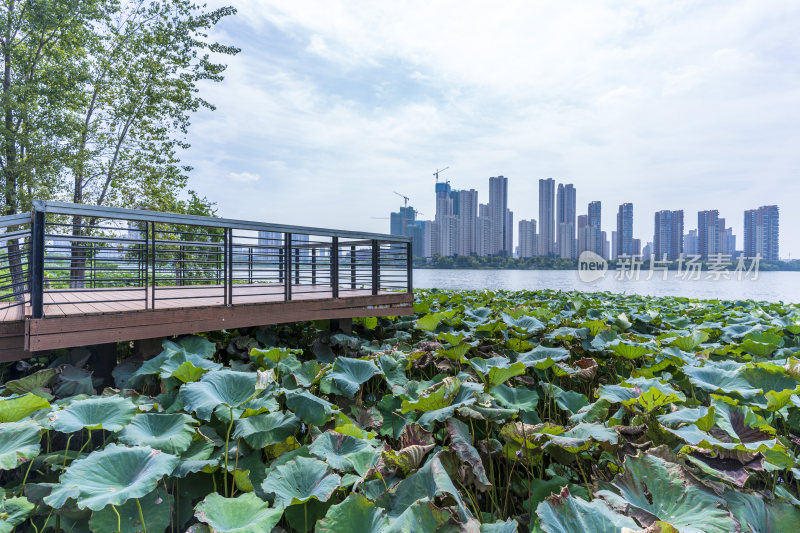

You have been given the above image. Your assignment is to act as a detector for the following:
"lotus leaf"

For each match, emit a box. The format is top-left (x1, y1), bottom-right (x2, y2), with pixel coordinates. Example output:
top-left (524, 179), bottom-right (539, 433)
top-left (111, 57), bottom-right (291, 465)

top-left (233, 410), bottom-right (300, 449)
top-left (316, 493), bottom-right (388, 533)
top-left (45, 444), bottom-right (178, 510)
top-left (180, 370), bottom-right (257, 420)
top-left (0, 393), bottom-right (51, 423)
top-left (50, 396), bottom-right (137, 433)
top-left (194, 492), bottom-right (283, 532)
top-left (308, 430), bottom-right (375, 471)
top-left (326, 357), bottom-right (381, 398)
top-left (0, 420), bottom-right (41, 470)
top-left (536, 486), bottom-right (637, 533)
top-left (117, 412), bottom-right (197, 454)
top-left (261, 456), bottom-right (341, 506)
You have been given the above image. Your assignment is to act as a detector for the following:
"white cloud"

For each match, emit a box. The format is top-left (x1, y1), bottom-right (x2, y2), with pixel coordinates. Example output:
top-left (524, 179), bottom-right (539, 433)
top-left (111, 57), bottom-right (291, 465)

top-left (187, 0), bottom-right (800, 257)
top-left (227, 172), bottom-right (260, 183)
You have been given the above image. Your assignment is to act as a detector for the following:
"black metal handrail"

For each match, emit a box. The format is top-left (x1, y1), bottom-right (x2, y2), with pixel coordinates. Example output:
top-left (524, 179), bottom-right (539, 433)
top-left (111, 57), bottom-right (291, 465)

top-left (22, 201), bottom-right (412, 319)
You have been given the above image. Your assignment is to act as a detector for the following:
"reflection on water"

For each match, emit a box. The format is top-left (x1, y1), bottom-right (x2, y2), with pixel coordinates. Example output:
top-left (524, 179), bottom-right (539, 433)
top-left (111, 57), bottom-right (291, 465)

top-left (413, 269), bottom-right (800, 303)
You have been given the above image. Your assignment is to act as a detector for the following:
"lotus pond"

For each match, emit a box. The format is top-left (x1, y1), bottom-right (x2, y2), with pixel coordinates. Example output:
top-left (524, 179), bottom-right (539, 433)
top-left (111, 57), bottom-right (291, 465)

top-left (2, 289), bottom-right (800, 532)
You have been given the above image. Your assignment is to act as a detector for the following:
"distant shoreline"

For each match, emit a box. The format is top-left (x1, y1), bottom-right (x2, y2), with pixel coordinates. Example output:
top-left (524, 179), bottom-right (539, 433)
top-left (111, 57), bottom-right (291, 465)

top-left (413, 258), bottom-right (800, 271)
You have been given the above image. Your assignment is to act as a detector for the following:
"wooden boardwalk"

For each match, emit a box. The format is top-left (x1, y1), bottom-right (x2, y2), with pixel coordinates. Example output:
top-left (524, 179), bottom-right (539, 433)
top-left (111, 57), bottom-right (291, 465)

top-left (0, 201), bottom-right (414, 362)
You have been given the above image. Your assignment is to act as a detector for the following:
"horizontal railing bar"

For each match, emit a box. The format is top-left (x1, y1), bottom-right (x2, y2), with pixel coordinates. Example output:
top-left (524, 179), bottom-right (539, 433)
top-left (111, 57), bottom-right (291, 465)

top-left (33, 200), bottom-right (411, 243)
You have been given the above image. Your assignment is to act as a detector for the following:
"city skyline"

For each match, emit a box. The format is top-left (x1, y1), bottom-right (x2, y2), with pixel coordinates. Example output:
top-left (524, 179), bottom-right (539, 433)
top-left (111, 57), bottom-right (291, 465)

top-left (391, 174), bottom-right (783, 261)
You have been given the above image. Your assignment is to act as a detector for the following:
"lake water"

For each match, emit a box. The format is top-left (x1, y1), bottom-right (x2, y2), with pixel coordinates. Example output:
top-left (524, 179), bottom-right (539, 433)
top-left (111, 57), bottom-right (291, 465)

top-left (413, 269), bottom-right (800, 303)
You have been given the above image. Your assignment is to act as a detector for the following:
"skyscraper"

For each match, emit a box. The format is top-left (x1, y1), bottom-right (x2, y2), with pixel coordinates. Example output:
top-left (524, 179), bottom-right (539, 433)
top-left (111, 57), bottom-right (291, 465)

top-left (744, 205), bottom-right (779, 261)
top-left (577, 214), bottom-right (589, 255)
top-left (697, 210), bottom-right (719, 260)
top-left (538, 178), bottom-right (555, 256)
top-left (456, 189), bottom-right (478, 256)
top-left (488, 176), bottom-right (509, 255)
top-left (476, 203), bottom-right (491, 257)
top-left (685, 229), bottom-right (698, 255)
top-left (519, 220), bottom-right (538, 258)
top-left (505, 209), bottom-right (514, 256)
top-left (616, 203), bottom-right (634, 257)
top-left (588, 201), bottom-right (602, 256)
top-left (556, 183), bottom-right (576, 259)
top-left (653, 210), bottom-right (684, 261)
top-left (434, 181), bottom-right (454, 256)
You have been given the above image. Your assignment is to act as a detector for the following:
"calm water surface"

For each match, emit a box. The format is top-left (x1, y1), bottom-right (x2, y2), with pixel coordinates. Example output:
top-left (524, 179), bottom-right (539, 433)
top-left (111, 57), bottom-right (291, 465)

top-left (413, 269), bottom-right (800, 303)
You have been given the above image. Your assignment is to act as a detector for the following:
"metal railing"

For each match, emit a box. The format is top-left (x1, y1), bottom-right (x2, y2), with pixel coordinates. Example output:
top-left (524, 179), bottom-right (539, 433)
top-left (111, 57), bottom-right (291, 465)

top-left (0, 213), bottom-right (32, 308)
top-left (18, 201), bottom-right (413, 319)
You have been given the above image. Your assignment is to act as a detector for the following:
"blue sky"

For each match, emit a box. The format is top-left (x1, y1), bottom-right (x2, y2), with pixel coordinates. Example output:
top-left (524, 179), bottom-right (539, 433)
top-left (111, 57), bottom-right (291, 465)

top-left (182, 0), bottom-right (800, 258)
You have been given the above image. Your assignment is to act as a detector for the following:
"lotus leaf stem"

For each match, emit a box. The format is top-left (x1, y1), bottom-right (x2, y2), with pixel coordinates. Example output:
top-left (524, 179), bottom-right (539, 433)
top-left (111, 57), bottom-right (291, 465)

top-left (136, 497), bottom-right (147, 533)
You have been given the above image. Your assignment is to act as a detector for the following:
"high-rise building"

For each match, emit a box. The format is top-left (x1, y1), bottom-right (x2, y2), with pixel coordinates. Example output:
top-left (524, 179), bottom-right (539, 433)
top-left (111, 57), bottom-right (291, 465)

top-left (457, 189), bottom-right (478, 256)
top-left (556, 183), bottom-right (577, 259)
top-left (632, 238), bottom-right (642, 256)
top-left (744, 205), bottom-right (779, 261)
top-left (434, 181), bottom-right (454, 256)
top-left (653, 210), bottom-right (684, 261)
top-left (602, 231), bottom-right (609, 260)
top-left (505, 209), bottom-right (514, 256)
top-left (577, 215), bottom-right (589, 255)
top-left (588, 201), bottom-right (602, 256)
top-left (519, 220), bottom-right (538, 258)
top-left (685, 229), bottom-right (698, 255)
top-left (642, 241), bottom-right (652, 258)
top-left (611, 231), bottom-right (618, 260)
top-left (616, 203), bottom-right (634, 257)
top-left (697, 210), bottom-right (719, 260)
top-left (538, 178), bottom-right (555, 256)
top-left (488, 176), bottom-right (509, 255)
top-left (390, 205), bottom-right (427, 257)
top-left (476, 203), bottom-right (491, 257)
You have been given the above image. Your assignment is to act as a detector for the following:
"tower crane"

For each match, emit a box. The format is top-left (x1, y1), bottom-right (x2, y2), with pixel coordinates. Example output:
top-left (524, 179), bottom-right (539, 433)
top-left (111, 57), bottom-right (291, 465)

top-left (394, 191), bottom-right (410, 208)
top-left (433, 166), bottom-right (449, 182)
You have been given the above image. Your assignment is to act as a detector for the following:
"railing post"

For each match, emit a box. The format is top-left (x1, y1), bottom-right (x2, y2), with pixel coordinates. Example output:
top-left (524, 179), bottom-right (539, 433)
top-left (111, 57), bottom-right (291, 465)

top-left (278, 247), bottom-right (284, 283)
top-left (226, 228), bottom-right (233, 305)
top-left (143, 224), bottom-right (149, 307)
top-left (284, 232), bottom-right (292, 301)
top-left (371, 239), bottom-right (379, 295)
top-left (311, 248), bottom-right (316, 285)
top-left (248, 246), bottom-right (253, 284)
top-left (407, 241), bottom-right (413, 293)
top-left (150, 221), bottom-right (156, 310)
top-left (294, 247), bottom-right (300, 285)
top-left (31, 210), bottom-right (45, 319)
top-left (350, 245), bottom-right (356, 290)
top-left (331, 237), bottom-right (338, 298)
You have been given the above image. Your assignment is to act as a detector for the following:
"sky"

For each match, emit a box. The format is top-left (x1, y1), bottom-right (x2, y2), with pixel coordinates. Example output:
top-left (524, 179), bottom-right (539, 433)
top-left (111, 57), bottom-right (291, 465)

top-left (183, 0), bottom-right (800, 258)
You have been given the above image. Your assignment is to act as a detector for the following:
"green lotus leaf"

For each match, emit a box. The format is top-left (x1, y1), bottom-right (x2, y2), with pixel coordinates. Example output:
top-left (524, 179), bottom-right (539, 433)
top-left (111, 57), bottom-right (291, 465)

top-left (0, 420), bottom-right (41, 470)
top-left (446, 418), bottom-right (490, 489)
top-left (173, 438), bottom-right (218, 478)
top-left (536, 486), bottom-right (637, 533)
top-left (684, 362), bottom-right (761, 399)
top-left (384, 497), bottom-right (451, 533)
top-left (54, 365), bottom-right (97, 397)
top-left (401, 376), bottom-right (461, 413)
top-left (327, 357), bottom-right (381, 398)
top-left (469, 358), bottom-right (526, 388)
top-left (316, 493), bottom-right (389, 533)
top-left (285, 389), bottom-right (334, 426)
top-left (516, 346), bottom-right (570, 369)
top-left (309, 431), bottom-right (376, 471)
top-left (439, 343), bottom-right (471, 362)
top-left (0, 496), bottom-right (35, 533)
top-left (415, 381), bottom-right (483, 428)
top-left (50, 396), bottom-right (137, 433)
top-left (194, 492), bottom-right (283, 532)
top-left (489, 383), bottom-right (539, 412)
top-left (669, 330), bottom-right (709, 351)
top-left (480, 519), bottom-right (519, 532)
top-left (2, 368), bottom-right (57, 397)
top-left (378, 452), bottom-right (471, 522)
top-left (547, 422), bottom-right (618, 451)
top-left (261, 456), bottom-right (341, 506)
top-left (621, 386), bottom-right (686, 413)
top-left (180, 370), bottom-right (258, 421)
top-left (657, 406), bottom-right (715, 431)
top-left (160, 351), bottom-right (222, 382)
top-left (44, 444), bottom-right (178, 511)
top-left (725, 490), bottom-right (800, 533)
top-left (117, 413), bottom-right (197, 454)
top-left (88, 486), bottom-right (172, 533)
top-left (569, 399), bottom-right (611, 424)
top-left (178, 335), bottom-right (217, 357)
top-left (0, 393), bottom-right (51, 423)
top-left (463, 307), bottom-right (492, 325)
top-left (233, 410), bottom-right (300, 449)
top-left (416, 311), bottom-right (448, 331)
top-left (597, 453), bottom-right (734, 533)
top-left (288, 360), bottom-right (326, 388)
top-left (607, 341), bottom-right (654, 359)
top-left (250, 346), bottom-right (301, 369)
top-left (501, 313), bottom-right (545, 335)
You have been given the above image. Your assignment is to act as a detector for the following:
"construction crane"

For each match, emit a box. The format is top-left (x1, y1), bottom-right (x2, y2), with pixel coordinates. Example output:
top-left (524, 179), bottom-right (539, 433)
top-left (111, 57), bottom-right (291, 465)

top-left (433, 166), bottom-right (449, 182)
top-left (394, 191), bottom-right (410, 208)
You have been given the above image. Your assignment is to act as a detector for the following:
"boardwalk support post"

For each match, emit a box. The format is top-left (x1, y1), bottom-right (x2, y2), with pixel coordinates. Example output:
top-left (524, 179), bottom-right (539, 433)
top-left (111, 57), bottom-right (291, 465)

top-left (284, 233), bottom-right (292, 301)
top-left (371, 239), bottom-right (379, 295)
top-left (331, 237), bottom-right (339, 298)
top-left (407, 241), bottom-right (413, 293)
top-left (350, 245), bottom-right (356, 289)
top-left (31, 210), bottom-right (45, 319)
